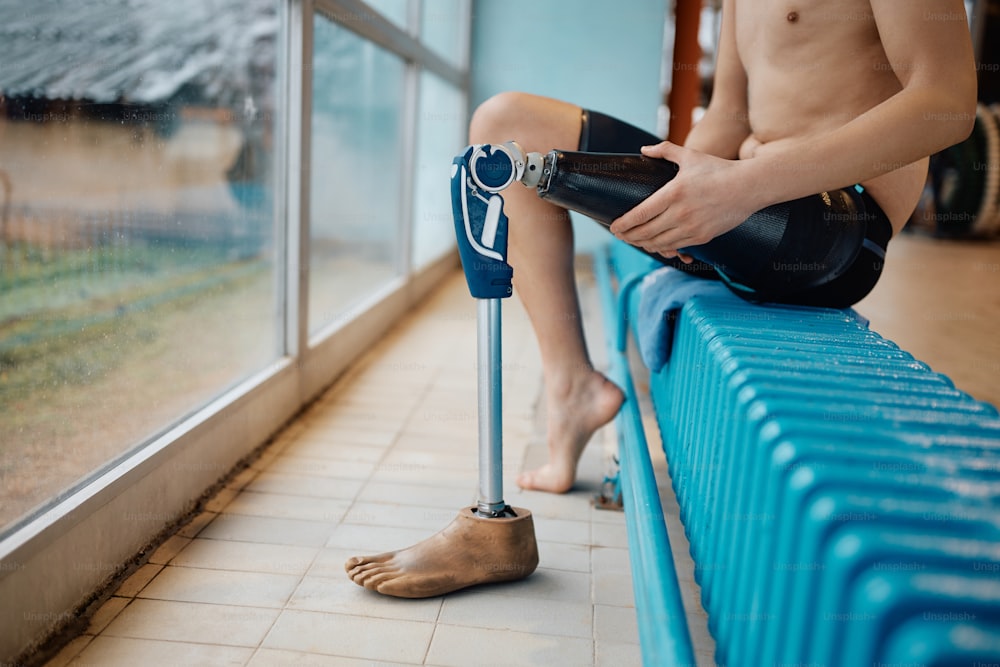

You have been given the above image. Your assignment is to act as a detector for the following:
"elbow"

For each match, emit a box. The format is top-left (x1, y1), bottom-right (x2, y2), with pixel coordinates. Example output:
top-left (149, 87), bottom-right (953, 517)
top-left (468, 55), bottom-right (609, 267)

top-left (951, 92), bottom-right (977, 145)
top-left (937, 79), bottom-right (978, 148)
top-left (913, 70), bottom-right (978, 152)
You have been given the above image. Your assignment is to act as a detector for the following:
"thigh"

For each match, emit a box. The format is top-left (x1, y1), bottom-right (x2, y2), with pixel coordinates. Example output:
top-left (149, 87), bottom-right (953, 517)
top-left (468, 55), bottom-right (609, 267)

top-left (579, 109), bottom-right (662, 153)
top-left (469, 92), bottom-right (584, 154)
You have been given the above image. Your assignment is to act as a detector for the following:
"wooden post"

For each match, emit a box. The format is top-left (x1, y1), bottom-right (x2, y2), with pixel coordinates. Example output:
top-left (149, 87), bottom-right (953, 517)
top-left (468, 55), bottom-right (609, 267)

top-left (667, 0), bottom-right (703, 144)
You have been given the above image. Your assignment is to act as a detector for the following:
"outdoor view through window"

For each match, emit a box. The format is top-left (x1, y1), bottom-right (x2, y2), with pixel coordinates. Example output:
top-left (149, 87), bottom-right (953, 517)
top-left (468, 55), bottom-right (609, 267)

top-left (0, 0), bottom-right (282, 533)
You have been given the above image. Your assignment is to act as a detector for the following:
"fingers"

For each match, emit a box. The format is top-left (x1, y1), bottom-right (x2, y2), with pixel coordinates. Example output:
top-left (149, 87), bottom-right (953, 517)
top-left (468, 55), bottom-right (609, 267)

top-left (612, 142), bottom-right (686, 235)
top-left (640, 141), bottom-right (684, 161)
top-left (610, 142), bottom-right (700, 255)
top-left (610, 188), bottom-right (667, 235)
top-left (609, 191), bottom-right (679, 254)
top-left (627, 224), bottom-right (701, 259)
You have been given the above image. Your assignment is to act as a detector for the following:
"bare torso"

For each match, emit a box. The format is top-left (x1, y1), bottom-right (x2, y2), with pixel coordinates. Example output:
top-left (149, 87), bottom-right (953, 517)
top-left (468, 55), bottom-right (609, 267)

top-left (733, 0), bottom-right (928, 234)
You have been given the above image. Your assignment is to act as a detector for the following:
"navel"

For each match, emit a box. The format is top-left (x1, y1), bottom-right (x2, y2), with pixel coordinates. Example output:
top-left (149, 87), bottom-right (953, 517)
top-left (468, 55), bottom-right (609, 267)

top-left (787, 10), bottom-right (799, 23)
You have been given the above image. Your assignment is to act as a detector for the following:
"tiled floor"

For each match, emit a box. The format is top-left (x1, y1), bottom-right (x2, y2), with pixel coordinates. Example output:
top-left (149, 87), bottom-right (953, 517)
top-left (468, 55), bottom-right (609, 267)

top-left (45, 266), bottom-right (711, 667)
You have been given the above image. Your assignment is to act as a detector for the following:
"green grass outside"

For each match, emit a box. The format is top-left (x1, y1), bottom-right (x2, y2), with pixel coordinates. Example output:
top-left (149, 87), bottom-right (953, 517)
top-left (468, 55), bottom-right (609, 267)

top-left (0, 241), bottom-right (271, 417)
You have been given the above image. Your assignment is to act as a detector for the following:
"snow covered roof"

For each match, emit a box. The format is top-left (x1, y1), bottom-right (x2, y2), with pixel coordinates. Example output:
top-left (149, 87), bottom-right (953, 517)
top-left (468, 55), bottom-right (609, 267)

top-left (0, 0), bottom-right (277, 105)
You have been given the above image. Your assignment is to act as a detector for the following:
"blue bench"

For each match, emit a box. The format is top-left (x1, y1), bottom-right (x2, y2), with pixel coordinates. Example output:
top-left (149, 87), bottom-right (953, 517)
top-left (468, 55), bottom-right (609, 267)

top-left (593, 240), bottom-right (1000, 667)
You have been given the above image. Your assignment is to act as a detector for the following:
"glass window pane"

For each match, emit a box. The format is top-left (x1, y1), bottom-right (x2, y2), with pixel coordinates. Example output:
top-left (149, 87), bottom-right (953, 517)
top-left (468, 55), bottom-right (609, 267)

top-left (310, 14), bottom-right (405, 335)
top-left (365, 0), bottom-right (409, 29)
top-left (0, 0), bottom-right (282, 534)
top-left (420, 0), bottom-right (467, 67)
top-left (412, 72), bottom-right (464, 269)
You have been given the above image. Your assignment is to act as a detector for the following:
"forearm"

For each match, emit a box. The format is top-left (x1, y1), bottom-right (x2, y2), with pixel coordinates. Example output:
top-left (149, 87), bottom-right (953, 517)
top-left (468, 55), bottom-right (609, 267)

top-left (683, 106), bottom-right (750, 160)
top-left (739, 85), bottom-right (975, 210)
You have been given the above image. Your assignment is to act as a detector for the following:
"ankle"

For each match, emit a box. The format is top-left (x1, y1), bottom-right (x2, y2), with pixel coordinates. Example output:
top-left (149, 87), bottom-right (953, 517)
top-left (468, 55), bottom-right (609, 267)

top-left (544, 362), bottom-right (598, 402)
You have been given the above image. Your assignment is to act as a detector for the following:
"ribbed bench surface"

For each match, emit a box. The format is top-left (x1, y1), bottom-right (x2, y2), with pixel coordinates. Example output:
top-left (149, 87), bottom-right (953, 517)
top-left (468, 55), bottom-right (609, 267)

top-left (607, 243), bottom-right (1000, 667)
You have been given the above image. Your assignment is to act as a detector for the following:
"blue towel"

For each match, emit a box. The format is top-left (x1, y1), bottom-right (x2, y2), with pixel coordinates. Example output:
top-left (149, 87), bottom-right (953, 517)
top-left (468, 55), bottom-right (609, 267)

top-left (634, 266), bottom-right (871, 371)
top-left (636, 266), bottom-right (731, 372)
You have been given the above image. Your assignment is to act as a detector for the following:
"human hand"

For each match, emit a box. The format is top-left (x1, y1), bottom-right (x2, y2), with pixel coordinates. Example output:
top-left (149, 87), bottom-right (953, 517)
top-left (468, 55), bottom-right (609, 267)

top-left (609, 141), bottom-right (763, 259)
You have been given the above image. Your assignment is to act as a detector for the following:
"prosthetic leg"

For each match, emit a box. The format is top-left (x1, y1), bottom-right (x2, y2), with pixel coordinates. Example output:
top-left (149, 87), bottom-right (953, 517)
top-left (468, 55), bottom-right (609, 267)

top-left (344, 142), bottom-right (541, 598)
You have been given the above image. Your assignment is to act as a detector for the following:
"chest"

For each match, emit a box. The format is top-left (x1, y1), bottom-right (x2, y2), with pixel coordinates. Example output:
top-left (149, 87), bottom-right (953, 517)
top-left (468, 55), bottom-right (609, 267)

top-left (734, 0), bottom-right (877, 64)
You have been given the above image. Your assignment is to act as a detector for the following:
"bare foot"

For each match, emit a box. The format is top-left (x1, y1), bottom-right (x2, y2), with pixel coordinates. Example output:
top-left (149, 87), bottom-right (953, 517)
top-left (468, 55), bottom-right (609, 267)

top-left (345, 507), bottom-right (539, 598)
top-left (517, 371), bottom-right (624, 493)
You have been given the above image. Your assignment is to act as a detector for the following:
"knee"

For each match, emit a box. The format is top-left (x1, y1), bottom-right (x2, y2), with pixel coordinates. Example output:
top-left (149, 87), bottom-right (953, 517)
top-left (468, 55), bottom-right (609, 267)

top-left (469, 91), bottom-right (534, 142)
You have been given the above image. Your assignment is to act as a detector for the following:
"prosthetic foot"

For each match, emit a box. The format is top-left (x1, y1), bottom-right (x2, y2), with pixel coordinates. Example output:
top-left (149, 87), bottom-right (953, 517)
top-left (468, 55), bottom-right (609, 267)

top-left (346, 143), bottom-right (540, 598)
top-left (345, 507), bottom-right (538, 598)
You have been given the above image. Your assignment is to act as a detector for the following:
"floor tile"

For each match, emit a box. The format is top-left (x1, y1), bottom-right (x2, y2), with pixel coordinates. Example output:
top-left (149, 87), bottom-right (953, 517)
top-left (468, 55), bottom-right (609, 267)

top-left (138, 565), bottom-right (300, 608)
top-left (266, 455), bottom-right (375, 480)
top-left (482, 567), bottom-right (593, 604)
top-left (198, 514), bottom-right (334, 547)
top-left (222, 491), bottom-right (350, 524)
top-left (287, 574), bottom-right (442, 623)
top-left (378, 448), bottom-right (478, 472)
top-left (325, 523), bottom-right (436, 553)
top-left (170, 538), bottom-right (319, 575)
top-left (204, 485), bottom-right (242, 513)
top-left (354, 481), bottom-right (475, 510)
top-left (296, 417), bottom-right (403, 443)
top-left (69, 635), bottom-right (253, 666)
top-left (244, 471), bottom-right (364, 500)
top-left (341, 501), bottom-right (463, 533)
top-left (147, 534), bottom-right (192, 565)
top-left (366, 463), bottom-right (477, 488)
top-left (248, 647), bottom-right (410, 666)
top-left (591, 520), bottom-right (629, 549)
top-left (590, 503), bottom-right (629, 525)
top-left (426, 624), bottom-right (593, 667)
top-left (177, 511), bottom-right (220, 538)
top-left (530, 516), bottom-right (592, 546)
top-left (594, 604), bottom-right (640, 645)
top-left (113, 564), bottom-right (163, 598)
top-left (101, 598), bottom-right (279, 646)
top-left (399, 412), bottom-right (481, 440)
top-left (262, 609), bottom-right (434, 664)
top-left (536, 540), bottom-right (591, 574)
top-left (591, 546), bottom-right (632, 575)
top-left (593, 569), bottom-right (636, 608)
top-left (226, 465), bottom-right (262, 492)
top-left (85, 596), bottom-right (131, 636)
top-left (390, 432), bottom-right (476, 453)
top-left (281, 439), bottom-right (387, 463)
top-left (439, 592), bottom-right (593, 638)
top-left (595, 640), bottom-right (643, 667)
top-left (514, 488), bottom-right (601, 521)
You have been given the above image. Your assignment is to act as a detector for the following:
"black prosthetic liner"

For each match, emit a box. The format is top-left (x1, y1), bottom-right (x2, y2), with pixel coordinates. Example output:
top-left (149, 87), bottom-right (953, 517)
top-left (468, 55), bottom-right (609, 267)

top-left (536, 150), bottom-right (868, 299)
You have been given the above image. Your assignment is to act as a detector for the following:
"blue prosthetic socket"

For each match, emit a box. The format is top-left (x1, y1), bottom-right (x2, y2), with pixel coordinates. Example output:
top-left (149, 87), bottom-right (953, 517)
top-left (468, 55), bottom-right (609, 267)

top-left (450, 144), bottom-right (519, 300)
